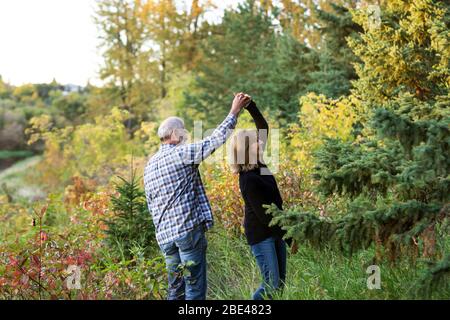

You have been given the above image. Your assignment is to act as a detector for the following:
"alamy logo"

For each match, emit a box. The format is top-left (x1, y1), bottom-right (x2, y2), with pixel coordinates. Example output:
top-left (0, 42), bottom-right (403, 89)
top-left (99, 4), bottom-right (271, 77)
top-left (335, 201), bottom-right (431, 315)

top-left (367, 5), bottom-right (381, 29)
top-left (66, 265), bottom-right (81, 289)
top-left (366, 265), bottom-right (381, 290)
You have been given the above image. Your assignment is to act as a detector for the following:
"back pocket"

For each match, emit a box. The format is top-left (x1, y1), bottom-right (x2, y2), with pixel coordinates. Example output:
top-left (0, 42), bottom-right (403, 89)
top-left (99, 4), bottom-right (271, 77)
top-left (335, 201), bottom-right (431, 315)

top-left (175, 231), bottom-right (194, 251)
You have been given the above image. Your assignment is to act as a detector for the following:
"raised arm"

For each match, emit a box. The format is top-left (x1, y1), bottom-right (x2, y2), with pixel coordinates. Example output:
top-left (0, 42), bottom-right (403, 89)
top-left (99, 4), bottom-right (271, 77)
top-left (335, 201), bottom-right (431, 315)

top-left (179, 93), bottom-right (251, 165)
top-left (246, 100), bottom-right (268, 148)
top-left (179, 113), bottom-right (236, 164)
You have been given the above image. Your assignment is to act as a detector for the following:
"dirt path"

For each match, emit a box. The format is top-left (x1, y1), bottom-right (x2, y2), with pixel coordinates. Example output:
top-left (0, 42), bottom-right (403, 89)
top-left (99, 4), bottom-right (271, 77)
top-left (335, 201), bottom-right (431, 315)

top-left (0, 156), bottom-right (45, 201)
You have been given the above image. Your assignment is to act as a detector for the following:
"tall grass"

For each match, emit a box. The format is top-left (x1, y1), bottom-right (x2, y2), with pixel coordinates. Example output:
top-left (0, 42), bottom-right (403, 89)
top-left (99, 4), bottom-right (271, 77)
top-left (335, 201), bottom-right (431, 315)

top-left (206, 227), bottom-right (449, 300)
top-left (207, 229), bottom-right (260, 300)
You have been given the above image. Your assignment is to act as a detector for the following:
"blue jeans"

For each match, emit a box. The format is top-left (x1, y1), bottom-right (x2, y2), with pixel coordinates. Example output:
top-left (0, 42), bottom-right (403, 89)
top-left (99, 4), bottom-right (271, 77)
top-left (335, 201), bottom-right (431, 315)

top-left (250, 236), bottom-right (287, 300)
top-left (159, 224), bottom-right (208, 300)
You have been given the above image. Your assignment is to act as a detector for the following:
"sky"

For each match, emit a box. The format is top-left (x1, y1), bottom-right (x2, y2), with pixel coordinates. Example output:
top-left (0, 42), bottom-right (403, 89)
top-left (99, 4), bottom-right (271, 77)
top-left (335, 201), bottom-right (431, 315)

top-left (0, 0), bottom-right (240, 87)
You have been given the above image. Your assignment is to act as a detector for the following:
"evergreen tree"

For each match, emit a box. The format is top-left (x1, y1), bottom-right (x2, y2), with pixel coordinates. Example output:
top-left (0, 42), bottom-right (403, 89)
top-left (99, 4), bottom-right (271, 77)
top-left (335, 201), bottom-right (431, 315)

top-left (277, 0), bottom-right (361, 48)
top-left (103, 169), bottom-right (155, 260)
top-left (414, 253), bottom-right (450, 298)
top-left (306, 3), bottom-right (363, 98)
top-left (186, 0), bottom-right (318, 126)
top-left (269, 0), bottom-right (449, 294)
top-left (185, 0), bottom-right (278, 126)
top-left (264, 33), bottom-right (318, 124)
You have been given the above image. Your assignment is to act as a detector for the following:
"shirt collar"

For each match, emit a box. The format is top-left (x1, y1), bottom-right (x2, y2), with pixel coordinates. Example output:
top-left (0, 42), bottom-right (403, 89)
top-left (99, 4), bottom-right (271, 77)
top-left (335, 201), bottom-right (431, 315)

top-left (160, 143), bottom-right (177, 151)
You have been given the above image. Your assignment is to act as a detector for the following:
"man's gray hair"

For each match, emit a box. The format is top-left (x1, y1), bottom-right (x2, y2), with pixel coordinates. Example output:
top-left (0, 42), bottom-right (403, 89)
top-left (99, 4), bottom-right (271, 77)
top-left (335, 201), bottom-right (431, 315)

top-left (157, 116), bottom-right (185, 141)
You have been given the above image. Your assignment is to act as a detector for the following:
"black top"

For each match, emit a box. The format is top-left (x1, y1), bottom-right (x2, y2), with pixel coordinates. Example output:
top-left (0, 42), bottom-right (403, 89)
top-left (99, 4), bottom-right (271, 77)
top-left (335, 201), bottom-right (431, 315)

top-left (239, 101), bottom-right (286, 245)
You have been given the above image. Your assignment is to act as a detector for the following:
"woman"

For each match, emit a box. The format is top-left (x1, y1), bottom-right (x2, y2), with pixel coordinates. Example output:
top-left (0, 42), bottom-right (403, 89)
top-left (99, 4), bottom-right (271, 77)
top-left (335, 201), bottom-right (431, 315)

top-left (230, 100), bottom-right (289, 300)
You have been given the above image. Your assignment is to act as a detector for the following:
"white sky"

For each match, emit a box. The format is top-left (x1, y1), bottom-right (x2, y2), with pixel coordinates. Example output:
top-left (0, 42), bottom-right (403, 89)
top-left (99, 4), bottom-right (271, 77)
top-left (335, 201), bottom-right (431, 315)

top-left (0, 0), bottom-right (240, 86)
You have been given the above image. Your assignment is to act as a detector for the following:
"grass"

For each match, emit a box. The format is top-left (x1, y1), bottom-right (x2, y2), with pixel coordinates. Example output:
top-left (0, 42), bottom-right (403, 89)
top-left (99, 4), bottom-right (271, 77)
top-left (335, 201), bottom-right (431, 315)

top-left (207, 229), bottom-right (260, 299)
top-left (1, 158), bottom-right (447, 300)
top-left (0, 150), bottom-right (34, 160)
top-left (0, 155), bottom-right (44, 202)
top-left (206, 227), bottom-right (449, 300)
top-left (0, 155), bottom-right (41, 181)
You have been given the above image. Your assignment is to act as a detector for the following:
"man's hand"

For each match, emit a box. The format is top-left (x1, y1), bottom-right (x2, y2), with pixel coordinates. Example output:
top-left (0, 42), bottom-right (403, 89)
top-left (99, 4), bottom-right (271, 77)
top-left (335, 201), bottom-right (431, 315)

top-left (230, 92), bottom-right (251, 116)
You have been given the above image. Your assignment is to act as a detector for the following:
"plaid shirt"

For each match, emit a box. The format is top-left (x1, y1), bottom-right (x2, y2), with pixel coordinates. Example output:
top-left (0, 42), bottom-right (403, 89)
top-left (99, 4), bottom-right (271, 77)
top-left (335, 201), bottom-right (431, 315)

top-left (143, 113), bottom-right (237, 245)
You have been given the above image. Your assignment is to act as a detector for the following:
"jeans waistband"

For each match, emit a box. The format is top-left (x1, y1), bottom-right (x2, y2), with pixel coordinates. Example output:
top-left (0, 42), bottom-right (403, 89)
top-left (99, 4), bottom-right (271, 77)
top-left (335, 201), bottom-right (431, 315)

top-left (196, 222), bottom-right (207, 233)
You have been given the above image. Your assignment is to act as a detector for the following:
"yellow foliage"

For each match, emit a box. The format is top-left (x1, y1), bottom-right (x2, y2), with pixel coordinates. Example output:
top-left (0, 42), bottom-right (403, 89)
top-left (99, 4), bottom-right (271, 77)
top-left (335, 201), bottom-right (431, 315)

top-left (26, 114), bottom-right (53, 145)
top-left (288, 93), bottom-right (362, 175)
top-left (27, 107), bottom-right (135, 189)
top-left (133, 121), bottom-right (160, 156)
top-left (12, 84), bottom-right (35, 99)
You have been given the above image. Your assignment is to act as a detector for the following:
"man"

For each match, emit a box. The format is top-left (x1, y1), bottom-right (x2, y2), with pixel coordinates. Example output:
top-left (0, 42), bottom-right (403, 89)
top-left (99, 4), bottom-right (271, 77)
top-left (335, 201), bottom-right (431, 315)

top-left (143, 92), bottom-right (251, 300)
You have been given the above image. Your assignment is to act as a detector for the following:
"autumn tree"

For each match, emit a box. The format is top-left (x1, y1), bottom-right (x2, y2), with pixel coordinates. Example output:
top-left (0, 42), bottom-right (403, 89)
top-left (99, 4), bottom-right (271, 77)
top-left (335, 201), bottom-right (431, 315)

top-left (95, 0), bottom-right (158, 120)
top-left (140, 0), bottom-right (180, 99)
top-left (95, 0), bottom-right (214, 124)
top-left (171, 0), bottom-right (216, 71)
